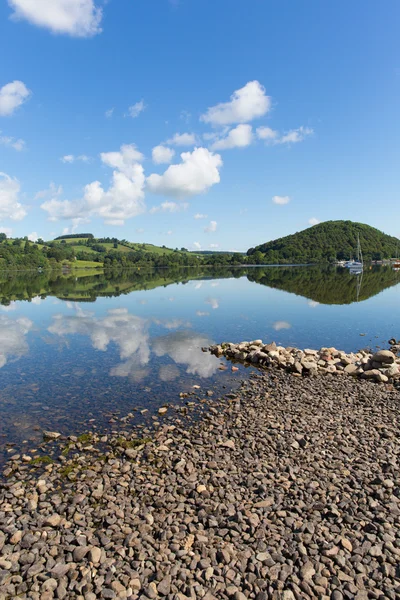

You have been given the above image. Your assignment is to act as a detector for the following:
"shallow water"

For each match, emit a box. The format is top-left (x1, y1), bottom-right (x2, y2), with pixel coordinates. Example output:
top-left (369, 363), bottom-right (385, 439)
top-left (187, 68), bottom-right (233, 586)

top-left (0, 265), bottom-right (399, 464)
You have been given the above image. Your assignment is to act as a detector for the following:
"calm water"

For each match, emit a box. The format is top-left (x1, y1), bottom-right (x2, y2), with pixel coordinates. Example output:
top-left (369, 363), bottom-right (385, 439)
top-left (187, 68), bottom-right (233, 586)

top-left (1, 265), bottom-right (399, 463)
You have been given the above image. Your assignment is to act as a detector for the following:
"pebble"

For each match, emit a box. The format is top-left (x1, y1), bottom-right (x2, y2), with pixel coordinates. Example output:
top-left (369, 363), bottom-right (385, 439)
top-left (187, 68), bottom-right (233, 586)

top-left (1, 367), bottom-right (400, 599)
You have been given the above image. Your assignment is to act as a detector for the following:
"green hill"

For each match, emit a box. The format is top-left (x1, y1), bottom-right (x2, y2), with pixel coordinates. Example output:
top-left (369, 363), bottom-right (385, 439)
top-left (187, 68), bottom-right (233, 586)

top-left (247, 221), bottom-right (400, 264)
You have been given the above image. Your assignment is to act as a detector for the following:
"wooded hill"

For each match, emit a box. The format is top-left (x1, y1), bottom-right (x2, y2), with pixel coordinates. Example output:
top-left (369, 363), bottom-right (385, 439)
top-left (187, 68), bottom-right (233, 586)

top-left (247, 221), bottom-right (400, 264)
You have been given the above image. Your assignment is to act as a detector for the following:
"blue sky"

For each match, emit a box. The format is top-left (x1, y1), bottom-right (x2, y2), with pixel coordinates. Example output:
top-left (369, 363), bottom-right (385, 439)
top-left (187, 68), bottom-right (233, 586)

top-left (0, 0), bottom-right (399, 251)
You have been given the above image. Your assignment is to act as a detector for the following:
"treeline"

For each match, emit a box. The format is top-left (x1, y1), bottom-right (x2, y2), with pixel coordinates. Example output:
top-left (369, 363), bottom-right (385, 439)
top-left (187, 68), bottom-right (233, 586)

top-left (102, 250), bottom-right (245, 268)
top-left (55, 233), bottom-right (94, 240)
top-left (247, 221), bottom-right (400, 264)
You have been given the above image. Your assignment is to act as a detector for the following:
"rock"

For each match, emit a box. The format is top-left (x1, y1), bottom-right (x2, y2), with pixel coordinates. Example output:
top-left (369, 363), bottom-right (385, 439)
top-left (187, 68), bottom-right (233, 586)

top-left (43, 431), bottom-right (61, 440)
top-left (157, 576), bottom-right (171, 596)
top-left (220, 440), bottom-right (235, 449)
top-left (44, 514), bottom-right (62, 527)
top-left (254, 497), bottom-right (274, 508)
top-left (344, 364), bottom-right (359, 375)
top-left (300, 562), bottom-right (315, 582)
top-left (158, 407), bottom-right (168, 416)
top-left (372, 350), bottom-right (395, 364)
top-left (88, 547), bottom-right (102, 564)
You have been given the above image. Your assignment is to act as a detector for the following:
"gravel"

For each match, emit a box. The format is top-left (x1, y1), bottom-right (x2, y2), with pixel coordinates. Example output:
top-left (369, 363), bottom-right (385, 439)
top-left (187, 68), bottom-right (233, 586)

top-left (1, 368), bottom-right (400, 599)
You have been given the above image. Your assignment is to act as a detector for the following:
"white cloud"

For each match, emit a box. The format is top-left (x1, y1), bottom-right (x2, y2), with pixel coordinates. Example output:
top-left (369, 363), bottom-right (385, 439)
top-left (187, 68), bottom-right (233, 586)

top-left (194, 213), bottom-right (208, 219)
top-left (167, 132), bottom-right (197, 146)
top-left (127, 100), bottom-right (146, 118)
top-left (150, 201), bottom-right (188, 214)
top-left (136, 228), bottom-right (144, 234)
top-left (152, 330), bottom-right (218, 378)
top-left (8, 0), bottom-right (102, 37)
top-left (196, 311), bottom-right (209, 317)
top-left (49, 308), bottom-right (151, 377)
top-left (152, 145), bottom-right (175, 165)
top-left (204, 220), bottom-right (217, 233)
top-left (308, 217), bottom-right (320, 226)
top-left (0, 226), bottom-right (13, 237)
top-left (308, 300), bottom-right (320, 308)
top-left (0, 316), bottom-right (33, 369)
top-left (167, 230), bottom-right (173, 235)
top-left (272, 320), bottom-right (291, 331)
top-left (193, 242), bottom-right (201, 250)
top-left (0, 172), bottom-right (27, 222)
top-left (41, 143), bottom-right (146, 226)
top-left (257, 125), bottom-right (313, 145)
top-left (28, 232), bottom-right (39, 242)
top-left (0, 134), bottom-right (25, 151)
top-left (105, 108), bottom-right (114, 118)
top-left (272, 195), bottom-right (290, 205)
top-left (209, 243), bottom-right (219, 248)
top-left (100, 144), bottom-right (144, 174)
top-left (201, 81), bottom-right (271, 126)
top-left (205, 297), bottom-right (219, 310)
top-left (61, 154), bottom-right (90, 163)
top-left (147, 147), bottom-right (222, 199)
top-left (256, 126), bottom-right (278, 141)
top-left (0, 80), bottom-right (31, 117)
top-left (211, 124), bottom-right (253, 151)
top-left (276, 126), bottom-right (313, 145)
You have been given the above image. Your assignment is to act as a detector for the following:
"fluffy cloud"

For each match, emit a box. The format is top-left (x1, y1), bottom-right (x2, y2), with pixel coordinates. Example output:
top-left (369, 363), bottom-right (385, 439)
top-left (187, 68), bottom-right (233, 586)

top-left (0, 80), bottom-right (31, 116)
top-left (209, 243), bottom-right (219, 248)
top-left (0, 316), bottom-right (33, 369)
top-left (0, 134), bottom-right (25, 151)
top-left (204, 220), bottom-right (217, 233)
top-left (205, 297), bottom-right (219, 309)
top-left (194, 213), bottom-right (207, 219)
top-left (272, 321), bottom-right (291, 331)
top-left (152, 330), bottom-right (218, 378)
top-left (167, 132), bottom-right (197, 146)
top-left (0, 172), bottom-right (27, 222)
top-left (150, 201), bottom-right (188, 214)
top-left (41, 143), bottom-right (146, 226)
top-left (193, 242), bottom-right (201, 250)
top-left (308, 217), bottom-right (320, 226)
top-left (256, 126), bottom-right (278, 141)
top-left (276, 126), bottom-right (314, 145)
top-left (8, 0), bottom-right (102, 37)
top-left (61, 154), bottom-right (90, 163)
top-left (28, 232), bottom-right (40, 242)
top-left (147, 147), bottom-right (222, 199)
top-left (105, 108), bottom-right (114, 118)
top-left (272, 195), bottom-right (290, 205)
top-left (152, 145), bottom-right (175, 165)
top-left (211, 124), bottom-right (253, 151)
top-left (201, 81), bottom-right (271, 126)
top-left (49, 308), bottom-right (151, 372)
top-left (127, 100), bottom-right (146, 118)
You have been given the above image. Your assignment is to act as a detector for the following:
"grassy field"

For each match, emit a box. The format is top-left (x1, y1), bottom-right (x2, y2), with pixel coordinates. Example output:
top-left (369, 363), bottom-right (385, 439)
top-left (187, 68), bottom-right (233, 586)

top-left (50, 238), bottom-right (177, 255)
top-left (70, 260), bottom-right (103, 269)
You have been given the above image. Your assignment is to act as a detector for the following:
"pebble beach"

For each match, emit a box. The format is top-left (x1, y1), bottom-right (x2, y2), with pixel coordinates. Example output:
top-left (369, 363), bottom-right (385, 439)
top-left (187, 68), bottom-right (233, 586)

top-left (1, 350), bottom-right (400, 600)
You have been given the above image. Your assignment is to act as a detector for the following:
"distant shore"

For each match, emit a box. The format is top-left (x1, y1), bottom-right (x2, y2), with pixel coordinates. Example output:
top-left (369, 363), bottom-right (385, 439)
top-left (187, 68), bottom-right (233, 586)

top-left (1, 366), bottom-right (400, 598)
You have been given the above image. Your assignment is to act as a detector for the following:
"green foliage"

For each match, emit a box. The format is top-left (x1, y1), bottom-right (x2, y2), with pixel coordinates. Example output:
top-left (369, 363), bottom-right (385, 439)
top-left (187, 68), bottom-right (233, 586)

top-left (54, 233), bottom-right (94, 240)
top-left (248, 265), bottom-right (400, 305)
top-left (247, 221), bottom-right (400, 264)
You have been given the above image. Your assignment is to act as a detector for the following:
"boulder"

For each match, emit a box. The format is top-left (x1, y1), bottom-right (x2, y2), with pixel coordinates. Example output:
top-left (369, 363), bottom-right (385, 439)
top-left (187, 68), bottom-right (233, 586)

top-left (372, 350), bottom-right (395, 364)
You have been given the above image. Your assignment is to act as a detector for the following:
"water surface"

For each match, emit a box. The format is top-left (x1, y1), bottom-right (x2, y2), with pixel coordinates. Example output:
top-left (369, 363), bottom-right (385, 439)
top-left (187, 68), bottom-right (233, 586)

top-left (1, 265), bottom-right (399, 464)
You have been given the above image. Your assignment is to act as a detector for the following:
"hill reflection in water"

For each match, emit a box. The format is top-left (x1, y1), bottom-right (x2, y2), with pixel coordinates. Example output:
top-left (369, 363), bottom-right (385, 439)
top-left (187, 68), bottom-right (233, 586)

top-left (1, 264), bottom-right (399, 307)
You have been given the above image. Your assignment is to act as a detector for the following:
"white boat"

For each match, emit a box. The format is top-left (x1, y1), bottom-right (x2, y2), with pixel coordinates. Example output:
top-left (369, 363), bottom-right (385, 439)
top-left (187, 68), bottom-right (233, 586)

top-left (346, 234), bottom-right (363, 273)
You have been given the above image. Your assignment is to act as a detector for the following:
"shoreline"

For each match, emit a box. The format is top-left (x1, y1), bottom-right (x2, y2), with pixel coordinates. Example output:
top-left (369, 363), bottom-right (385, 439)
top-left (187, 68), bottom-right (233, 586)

top-left (1, 368), bottom-right (400, 599)
top-left (209, 339), bottom-right (400, 386)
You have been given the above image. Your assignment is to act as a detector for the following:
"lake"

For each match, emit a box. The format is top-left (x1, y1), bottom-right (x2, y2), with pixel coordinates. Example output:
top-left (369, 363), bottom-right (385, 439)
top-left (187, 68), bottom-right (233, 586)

top-left (1, 265), bottom-right (399, 465)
